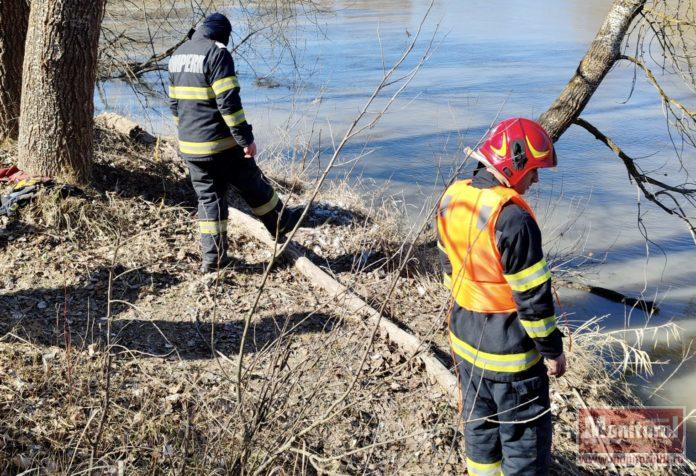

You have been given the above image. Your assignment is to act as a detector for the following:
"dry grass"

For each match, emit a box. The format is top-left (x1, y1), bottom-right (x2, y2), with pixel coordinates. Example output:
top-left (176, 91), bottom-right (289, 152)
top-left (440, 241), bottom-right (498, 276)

top-left (0, 125), bottom-right (694, 475)
top-left (0, 125), bottom-right (465, 474)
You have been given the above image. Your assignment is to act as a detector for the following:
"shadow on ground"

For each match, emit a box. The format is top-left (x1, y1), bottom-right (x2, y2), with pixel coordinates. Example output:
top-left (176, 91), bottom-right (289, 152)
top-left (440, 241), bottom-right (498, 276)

top-left (1, 265), bottom-right (182, 347)
top-left (92, 161), bottom-right (195, 207)
top-left (0, 262), bottom-right (340, 360)
top-left (110, 311), bottom-right (341, 359)
top-left (0, 221), bottom-right (40, 251)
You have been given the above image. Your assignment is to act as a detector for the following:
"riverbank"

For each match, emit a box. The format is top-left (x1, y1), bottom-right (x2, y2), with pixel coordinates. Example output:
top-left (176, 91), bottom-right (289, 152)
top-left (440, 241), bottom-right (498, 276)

top-left (0, 119), bottom-right (693, 474)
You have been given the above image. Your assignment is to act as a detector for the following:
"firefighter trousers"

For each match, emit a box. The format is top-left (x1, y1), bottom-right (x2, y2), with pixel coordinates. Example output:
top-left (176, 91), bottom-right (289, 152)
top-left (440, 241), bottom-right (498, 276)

top-left (456, 358), bottom-right (552, 476)
top-left (186, 147), bottom-right (288, 265)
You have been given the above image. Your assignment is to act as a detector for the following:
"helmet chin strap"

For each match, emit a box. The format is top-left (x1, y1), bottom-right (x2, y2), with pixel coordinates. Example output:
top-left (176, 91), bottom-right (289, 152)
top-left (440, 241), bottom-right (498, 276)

top-left (467, 148), bottom-right (512, 187)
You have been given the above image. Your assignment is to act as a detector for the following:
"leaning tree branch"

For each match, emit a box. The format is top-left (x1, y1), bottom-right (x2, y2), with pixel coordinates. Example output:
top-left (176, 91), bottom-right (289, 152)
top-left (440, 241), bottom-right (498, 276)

top-left (536, 0), bottom-right (696, 239)
top-left (555, 279), bottom-right (659, 314)
top-left (574, 117), bottom-right (696, 243)
top-left (539, 0), bottom-right (647, 141)
top-left (108, 35), bottom-right (188, 81)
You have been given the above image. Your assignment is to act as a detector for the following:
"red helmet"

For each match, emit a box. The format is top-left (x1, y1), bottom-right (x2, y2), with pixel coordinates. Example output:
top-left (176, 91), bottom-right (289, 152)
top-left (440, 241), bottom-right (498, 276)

top-left (477, 118), bottom-right (557, 186)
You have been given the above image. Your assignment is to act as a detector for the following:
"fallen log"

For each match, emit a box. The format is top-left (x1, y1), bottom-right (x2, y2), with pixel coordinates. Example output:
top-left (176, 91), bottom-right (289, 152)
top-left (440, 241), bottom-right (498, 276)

top-left (95, 112), bottom-right (157, 145)
top-left (555, 279), bottom-right (659, 315)
top-left (227, 206), bottom-right (460, 407)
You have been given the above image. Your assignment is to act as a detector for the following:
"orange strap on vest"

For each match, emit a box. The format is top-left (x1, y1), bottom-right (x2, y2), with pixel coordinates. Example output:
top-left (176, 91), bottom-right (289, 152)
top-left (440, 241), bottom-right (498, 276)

top-left (437, 179), bottom-right (536, 313)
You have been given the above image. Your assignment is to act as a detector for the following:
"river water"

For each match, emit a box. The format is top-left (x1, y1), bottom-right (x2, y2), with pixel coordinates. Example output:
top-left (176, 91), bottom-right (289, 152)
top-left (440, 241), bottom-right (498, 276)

top-left (99, 0), bottom-right (696, 459)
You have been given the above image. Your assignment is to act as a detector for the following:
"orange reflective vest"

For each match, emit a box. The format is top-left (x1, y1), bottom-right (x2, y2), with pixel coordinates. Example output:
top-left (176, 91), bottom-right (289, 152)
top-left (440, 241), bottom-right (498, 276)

top-left (437, 179), bottom-right (536, 313)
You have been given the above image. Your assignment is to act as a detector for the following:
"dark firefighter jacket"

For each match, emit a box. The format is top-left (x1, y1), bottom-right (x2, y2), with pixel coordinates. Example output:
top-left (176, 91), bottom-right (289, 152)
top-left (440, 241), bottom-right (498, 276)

top-left (438, 168), bottom-right (563, 382)
top-left (168, 25), bottom-right (253, 160)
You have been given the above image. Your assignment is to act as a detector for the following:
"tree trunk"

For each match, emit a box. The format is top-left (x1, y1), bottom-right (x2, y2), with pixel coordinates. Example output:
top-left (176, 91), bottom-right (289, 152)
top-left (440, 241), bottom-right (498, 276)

top-left (539, 0), bottom-right (646, 141)
top-left (17, 0), bottom-right (107, 183)
top-left (0, 0), bottom-right (29, 141)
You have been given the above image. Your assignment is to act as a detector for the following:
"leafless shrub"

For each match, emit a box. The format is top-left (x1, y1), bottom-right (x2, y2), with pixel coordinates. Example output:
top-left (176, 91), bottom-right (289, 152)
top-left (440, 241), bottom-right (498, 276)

top-left (99, 0), bottom-right (327, 84)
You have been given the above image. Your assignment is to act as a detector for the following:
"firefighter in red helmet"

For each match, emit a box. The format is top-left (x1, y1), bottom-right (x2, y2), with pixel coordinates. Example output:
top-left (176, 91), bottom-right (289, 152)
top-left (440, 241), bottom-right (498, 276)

top-left (437, 118), bottom-right (566, 476)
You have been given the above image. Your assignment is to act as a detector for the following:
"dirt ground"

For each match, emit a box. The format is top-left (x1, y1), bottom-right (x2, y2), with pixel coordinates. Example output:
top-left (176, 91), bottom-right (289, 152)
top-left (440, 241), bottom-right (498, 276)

top-left (1, 122), bottom-right (693, 475)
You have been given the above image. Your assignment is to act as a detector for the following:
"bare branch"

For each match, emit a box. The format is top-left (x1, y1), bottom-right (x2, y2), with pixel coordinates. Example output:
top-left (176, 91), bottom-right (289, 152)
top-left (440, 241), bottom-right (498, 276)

top-left (643, 6), bottom-right (696, 28)
top-left (574, 117), bottom-right (696, 243)
top-left (620, 54), bottom-right (695, 119)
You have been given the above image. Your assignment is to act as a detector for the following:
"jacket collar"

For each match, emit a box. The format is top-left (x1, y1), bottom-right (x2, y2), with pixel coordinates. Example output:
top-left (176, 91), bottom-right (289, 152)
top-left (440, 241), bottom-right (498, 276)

top-left (471, 167), bottom-right (502, 189)
top-left (191, 25), bottom-right (228, 45)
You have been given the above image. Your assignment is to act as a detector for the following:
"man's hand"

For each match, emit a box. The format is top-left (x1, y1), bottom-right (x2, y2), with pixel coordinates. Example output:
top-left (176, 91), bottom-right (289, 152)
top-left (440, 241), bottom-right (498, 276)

top-left (243, 142), bottom-right (257, 158)
top-left (546, 352), bottom-right (567, 378)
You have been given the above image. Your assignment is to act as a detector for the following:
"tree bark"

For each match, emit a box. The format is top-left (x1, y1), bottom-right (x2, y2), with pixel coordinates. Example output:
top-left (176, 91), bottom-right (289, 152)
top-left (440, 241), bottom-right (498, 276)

top-left (539, 0), bottom-right (646, 141)
top-left (0, 0), bottom-right (29, 141)
top-left (17, 0), bottom-right (107, 183)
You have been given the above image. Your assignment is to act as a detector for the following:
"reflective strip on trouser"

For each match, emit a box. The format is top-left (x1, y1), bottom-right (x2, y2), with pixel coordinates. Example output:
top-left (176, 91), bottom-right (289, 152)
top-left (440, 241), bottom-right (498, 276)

top-left (199, 220), bottom-right (228, 235)
top-left (458, 361), bottom-right (552, 476)
top-left (450, 332), bottom-right (541, 373)
top-left (222, 109), bottom-right (246, 127)
top-left (503, 258), bottom-right (551, 292)
top-left (187, 150), bottom-right (287, 242)
top-left (179, 137), bottom-right (237, 156)
top-left (186, 159), bottom-right (229, 265)
top-left (173, 116), bottom-right (179, 125)
top-left (212, 75), bottom-right (240, 95)
top-left (198, 213), bottom-right (228, 265)
top-left (169, 85), bottom-right (215, 100)
top-left (466, 458), bottom-right (502, 476)
top-left (252, 191), bottom-right (279, 216)
top-left (519, 315), bottom-right (557, 338)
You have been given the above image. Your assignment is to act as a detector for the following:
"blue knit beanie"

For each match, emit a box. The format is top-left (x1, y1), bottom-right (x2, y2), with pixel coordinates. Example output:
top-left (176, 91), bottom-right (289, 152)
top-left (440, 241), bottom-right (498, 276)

top-left (203, 13), bottom-right (232, 45)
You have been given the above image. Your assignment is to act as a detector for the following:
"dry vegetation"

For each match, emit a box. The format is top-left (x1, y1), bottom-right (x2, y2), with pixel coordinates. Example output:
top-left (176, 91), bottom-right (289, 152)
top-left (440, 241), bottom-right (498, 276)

top-left (0, 122), bottom-right (694, 475)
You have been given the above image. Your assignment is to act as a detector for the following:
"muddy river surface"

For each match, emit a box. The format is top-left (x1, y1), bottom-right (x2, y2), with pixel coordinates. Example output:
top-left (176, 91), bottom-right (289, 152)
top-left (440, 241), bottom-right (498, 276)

top-left (100, 0), bottom-right (696, 458)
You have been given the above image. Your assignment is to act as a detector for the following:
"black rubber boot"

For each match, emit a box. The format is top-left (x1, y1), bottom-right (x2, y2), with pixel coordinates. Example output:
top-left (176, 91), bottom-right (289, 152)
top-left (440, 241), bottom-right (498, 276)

top-left (278, 207), bottom-right (305, 237)
top-left (200, 254), bottom-right (233, 274)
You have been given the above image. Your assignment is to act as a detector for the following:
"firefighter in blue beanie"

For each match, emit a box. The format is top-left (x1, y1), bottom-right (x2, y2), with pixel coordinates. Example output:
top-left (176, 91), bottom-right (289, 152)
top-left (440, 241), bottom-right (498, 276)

top-left (169, 13), bottom-right (302, 273)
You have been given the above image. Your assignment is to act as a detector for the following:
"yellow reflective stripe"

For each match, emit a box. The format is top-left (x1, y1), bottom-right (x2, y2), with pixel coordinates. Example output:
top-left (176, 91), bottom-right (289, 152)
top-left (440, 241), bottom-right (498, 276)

top-left (466, 458), bottom-right (503, 476)
top-left (212, 75), bottom-right (240, 95)
top-left (169, 85), bottom-right (215, 100)
top-left (510, 270), bottom-right (551, 292)
top-left (450, 332), bottom-right (541, 373)
top-left (520, 315), bottom-right (557, 338)
top-left (222, 109), bottom-right (246, 127)
top-left (173, 116), bottom-right (179, 125)
top-left (199, 220), bottom-right (228, 235)
top-left (179, 137), bottom-right (237, 155)
top-left (504, 258), bottom-right (551, 292)
top-left (252, 191), bottom-right (279, 216)
top-left (443, 273), bottom-right (452, 290)
top-left (504, 258), bottom-right (547, 282)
